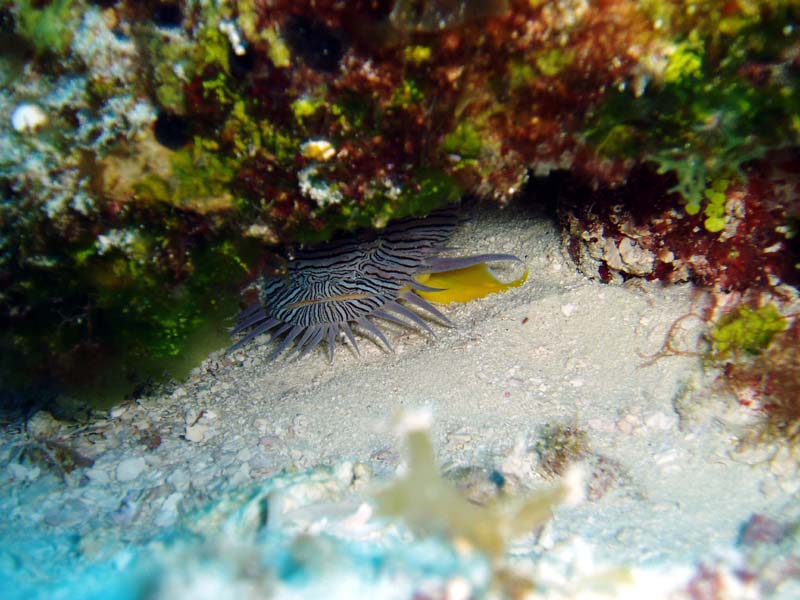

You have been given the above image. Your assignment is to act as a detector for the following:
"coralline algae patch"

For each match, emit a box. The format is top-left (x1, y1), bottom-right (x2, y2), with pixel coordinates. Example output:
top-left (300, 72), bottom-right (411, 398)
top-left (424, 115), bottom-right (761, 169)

top-left (1, 1), bottom-right (799, 399)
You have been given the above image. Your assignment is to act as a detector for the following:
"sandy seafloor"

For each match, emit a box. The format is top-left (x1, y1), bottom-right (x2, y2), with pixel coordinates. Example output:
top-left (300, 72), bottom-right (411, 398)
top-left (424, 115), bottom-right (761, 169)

top-left (1, 204), bottom-right (798, 599)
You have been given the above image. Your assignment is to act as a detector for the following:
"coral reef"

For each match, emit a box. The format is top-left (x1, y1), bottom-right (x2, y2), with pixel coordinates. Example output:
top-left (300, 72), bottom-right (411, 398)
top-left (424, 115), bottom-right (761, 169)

top-left (716, 314), bottom-right (800, 454)
top-left (1, 0), bottom-right (798, 401)
top-left (558, 155), bottom-right (799, 291)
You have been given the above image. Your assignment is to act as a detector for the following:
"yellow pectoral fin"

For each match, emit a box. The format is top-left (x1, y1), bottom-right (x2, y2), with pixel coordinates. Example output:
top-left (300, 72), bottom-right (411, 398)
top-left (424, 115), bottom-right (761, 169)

top-left (415, 263), bottom-right (528, 304)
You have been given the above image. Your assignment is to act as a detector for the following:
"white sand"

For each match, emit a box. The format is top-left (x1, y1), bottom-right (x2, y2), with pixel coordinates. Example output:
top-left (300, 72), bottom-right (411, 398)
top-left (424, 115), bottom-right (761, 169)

top-left (2, 204), bottom-right (798, 598)
top-left (219, 205), bottom-right (792, 561)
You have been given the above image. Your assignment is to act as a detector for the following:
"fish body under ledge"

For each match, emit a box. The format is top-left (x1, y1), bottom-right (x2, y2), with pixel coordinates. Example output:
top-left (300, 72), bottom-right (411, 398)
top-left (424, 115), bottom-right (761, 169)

top-left (230, 208), bottom-right (527, 362)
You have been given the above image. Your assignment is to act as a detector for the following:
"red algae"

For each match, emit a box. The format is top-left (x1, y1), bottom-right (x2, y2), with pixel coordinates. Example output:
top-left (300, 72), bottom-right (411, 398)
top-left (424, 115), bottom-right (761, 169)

top-left (558, 152), bottom-right (799, 293)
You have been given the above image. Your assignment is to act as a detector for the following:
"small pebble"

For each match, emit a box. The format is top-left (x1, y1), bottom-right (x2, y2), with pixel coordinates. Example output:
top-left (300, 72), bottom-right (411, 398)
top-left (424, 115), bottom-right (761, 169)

top-left (184, 423), bottom-right (209, 443)
top-left (780, 478), bottom-right (800, 495)
top-left (645, 412), bottom-right (675, 430)
top-left (109, 405), bottom-right (128, 419)
top-left (167, 469), bottom-right (190, 491)
top-left (26, 411), bottom-right (62, 438)
top-left (447, 577), bottom-right (472, 600)
top-left (155, 492), bottom-right (182, 527)
top-left (12, 103), bottom-right (47, 133)
top-left (8, 463), bottom-right (40, 482)
top-left (291, 414), bottom-right (309, 437)
top-left (44, 500), bottom-right (86, 527)
top-left (654, 449), bottom-right (677, 466)
top-left (616, 414), bottom-right (641, 434)
top-left (259, 434), bottom-right (283, 449)
top-left (587, 418), bottom-right (615, 433)
top-left (86, 466), bottom-right (110, 484)
top-left (116, 457), bottom-right (146, 482)
top-left (248, 453), bottom-right (277, 473)
top-left (615, 526), bottom-right (643, 544)
top-left (446, 430), bottom-right (472, 446)
top-left (228, 463), bottom-right (251, 487)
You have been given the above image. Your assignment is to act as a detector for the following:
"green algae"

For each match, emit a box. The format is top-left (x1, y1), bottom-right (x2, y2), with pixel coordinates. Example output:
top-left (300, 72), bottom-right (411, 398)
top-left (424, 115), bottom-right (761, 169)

top-left (662, 36), bottom-right (704, 84)
top-left (197, 25), bottom-right (232, 74)
top-left (534, 48), bottom-right (575, 78)
top-left (399, 169), bottom-right (464, 214)
top-left (404, 45), bottom-right (432, 64)
top-left (391, 79), bottom-right (425, 111)
top-left (264, 27), bottom-right (292, 68)
top-left (135, 142), bottom-right (238, 212)
top-left (442, 122), bottom-right (483, 159)
top-left (586, 8), bottom-right (800, 218)
top-left (0, 180), bottom-right (260, 408)
top-left (702, 178), bottom-right (730, 232)
top-left (101, 240), bottom-right (253, 359)
top-left (148, 36), bottom-right (197, 113)
top-left (292, 95), bottom-right (327, 123)
top-left (711, 304), bottom-right (788, 358)
top-left (14, 0), bottom-right (75, 55)
top-left (508, 59), bottom-right (537, 90)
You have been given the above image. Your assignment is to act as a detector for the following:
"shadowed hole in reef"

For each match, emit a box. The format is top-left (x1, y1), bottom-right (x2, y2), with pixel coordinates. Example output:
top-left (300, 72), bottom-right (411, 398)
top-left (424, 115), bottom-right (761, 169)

top-left (511, 169), bottom-right (566, 222)
top-left (153, 111), bottom-right (193, 150)
top-left (0, 382), bottom-right (60, 426)
top-left (230, 44), bottom-right (257, 79)
top-left (284, 15), bottom-right (346, 73)
top-left (1, 310), bottom-right (237, 420)
top-left (152, 2), bottom-right (183, 29)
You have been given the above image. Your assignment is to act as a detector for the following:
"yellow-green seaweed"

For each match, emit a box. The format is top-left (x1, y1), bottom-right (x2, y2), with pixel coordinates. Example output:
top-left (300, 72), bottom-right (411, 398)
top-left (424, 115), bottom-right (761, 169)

top-left (711, 304), bottom-right (788, 358)
top-left (15, 0), bottom-right (75, 55)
